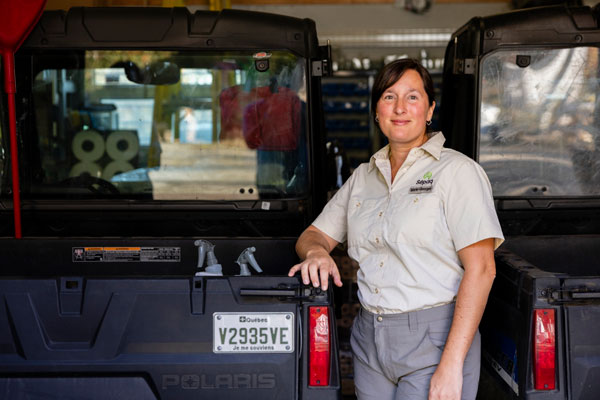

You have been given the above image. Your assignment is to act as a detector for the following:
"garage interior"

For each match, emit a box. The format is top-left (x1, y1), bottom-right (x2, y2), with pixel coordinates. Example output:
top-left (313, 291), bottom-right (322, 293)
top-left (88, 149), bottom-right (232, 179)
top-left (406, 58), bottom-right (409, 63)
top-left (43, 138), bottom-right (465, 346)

top-left (21, 0), bottom-right (599, 398)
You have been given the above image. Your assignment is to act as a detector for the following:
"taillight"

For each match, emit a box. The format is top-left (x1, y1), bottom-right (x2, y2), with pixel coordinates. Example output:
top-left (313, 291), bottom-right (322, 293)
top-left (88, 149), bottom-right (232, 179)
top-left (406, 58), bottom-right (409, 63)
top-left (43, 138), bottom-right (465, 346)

top-left (309, 306), bottom-right (330, 386)
top-left (533, 309), bottom-right (556, 390)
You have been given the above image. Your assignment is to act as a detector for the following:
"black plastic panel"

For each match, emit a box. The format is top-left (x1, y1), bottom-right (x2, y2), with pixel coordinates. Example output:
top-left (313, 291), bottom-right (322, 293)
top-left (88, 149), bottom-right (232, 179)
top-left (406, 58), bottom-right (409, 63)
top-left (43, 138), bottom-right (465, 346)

top-left (0, 237), bottom-right (298, 277)
top-left (24, 8), bottom-right (317, 57)
top-left (0, 276), bottom-right (307, 400)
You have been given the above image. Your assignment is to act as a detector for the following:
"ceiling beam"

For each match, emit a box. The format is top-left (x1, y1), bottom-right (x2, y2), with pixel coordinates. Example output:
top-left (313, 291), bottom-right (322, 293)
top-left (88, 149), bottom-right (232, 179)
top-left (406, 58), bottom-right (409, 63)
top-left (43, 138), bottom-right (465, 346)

top-left (45, 0), bottom-right (509, 8)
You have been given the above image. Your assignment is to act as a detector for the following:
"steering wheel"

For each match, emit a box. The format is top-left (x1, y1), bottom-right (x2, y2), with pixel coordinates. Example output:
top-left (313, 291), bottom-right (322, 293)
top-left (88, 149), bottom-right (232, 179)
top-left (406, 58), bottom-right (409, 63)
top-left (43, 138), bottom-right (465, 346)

top-left (60, 174), bottom-right (120, 195)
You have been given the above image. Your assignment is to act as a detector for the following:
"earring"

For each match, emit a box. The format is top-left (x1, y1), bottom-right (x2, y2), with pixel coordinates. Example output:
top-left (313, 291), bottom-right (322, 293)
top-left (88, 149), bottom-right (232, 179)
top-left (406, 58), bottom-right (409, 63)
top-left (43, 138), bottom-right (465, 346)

top-left (426, 120), bottom-right (432, 126)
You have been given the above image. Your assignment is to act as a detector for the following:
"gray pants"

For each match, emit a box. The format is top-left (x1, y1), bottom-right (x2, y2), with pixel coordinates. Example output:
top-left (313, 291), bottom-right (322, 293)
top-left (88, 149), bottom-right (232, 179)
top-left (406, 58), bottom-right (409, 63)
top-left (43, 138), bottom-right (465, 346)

top-left (350, 303), bottom-right (481, 400)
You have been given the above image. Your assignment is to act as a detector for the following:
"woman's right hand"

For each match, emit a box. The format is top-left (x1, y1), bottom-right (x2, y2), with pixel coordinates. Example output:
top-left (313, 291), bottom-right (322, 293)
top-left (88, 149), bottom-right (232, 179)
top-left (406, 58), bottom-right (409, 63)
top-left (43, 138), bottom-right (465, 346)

top-left (288, 225), bottom-right (343, 291)
top-left (288, 249), bottom-right (342, 291)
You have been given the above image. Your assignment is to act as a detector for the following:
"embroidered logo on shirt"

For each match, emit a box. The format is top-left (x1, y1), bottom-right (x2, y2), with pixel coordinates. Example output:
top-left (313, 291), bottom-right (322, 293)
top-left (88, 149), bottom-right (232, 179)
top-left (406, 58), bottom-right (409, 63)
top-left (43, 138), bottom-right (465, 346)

top-left (409, 172), bottom-right (434, 193)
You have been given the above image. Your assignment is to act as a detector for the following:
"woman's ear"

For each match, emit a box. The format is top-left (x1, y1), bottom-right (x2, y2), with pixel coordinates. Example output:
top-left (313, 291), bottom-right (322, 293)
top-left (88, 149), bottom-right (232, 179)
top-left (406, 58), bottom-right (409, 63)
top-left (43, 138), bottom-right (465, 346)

top-left (427, 101), bottom-right (436, 121)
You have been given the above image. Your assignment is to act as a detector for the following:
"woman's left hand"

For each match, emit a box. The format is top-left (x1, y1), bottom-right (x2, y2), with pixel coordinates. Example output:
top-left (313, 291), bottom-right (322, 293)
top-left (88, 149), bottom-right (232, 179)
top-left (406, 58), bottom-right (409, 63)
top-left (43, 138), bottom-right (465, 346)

top-left (429, 238), bottom-right (497, 400)
top-left (428, 363), bottom-right (463, 400)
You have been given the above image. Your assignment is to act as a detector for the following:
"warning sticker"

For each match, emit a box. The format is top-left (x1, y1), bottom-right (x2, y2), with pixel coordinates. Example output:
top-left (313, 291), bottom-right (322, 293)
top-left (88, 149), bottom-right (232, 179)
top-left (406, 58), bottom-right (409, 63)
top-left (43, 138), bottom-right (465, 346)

top-left (72, 247), bottom-right (180, 262)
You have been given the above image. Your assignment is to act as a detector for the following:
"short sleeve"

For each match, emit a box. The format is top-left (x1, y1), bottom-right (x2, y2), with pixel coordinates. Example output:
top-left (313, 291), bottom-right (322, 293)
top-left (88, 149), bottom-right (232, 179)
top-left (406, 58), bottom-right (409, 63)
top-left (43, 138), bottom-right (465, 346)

top-left (312, 167), bottom-right (360, 243)
top-left (444, 160), bottom-right (504, 251)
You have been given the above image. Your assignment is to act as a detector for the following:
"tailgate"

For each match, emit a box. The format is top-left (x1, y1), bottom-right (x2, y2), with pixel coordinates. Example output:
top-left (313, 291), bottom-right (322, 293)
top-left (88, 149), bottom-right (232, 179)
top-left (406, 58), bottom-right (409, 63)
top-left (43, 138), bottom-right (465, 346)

top-left (0, 276), bottom-right (316, 399)
top-left (560, 278), bottom-right (600, 400)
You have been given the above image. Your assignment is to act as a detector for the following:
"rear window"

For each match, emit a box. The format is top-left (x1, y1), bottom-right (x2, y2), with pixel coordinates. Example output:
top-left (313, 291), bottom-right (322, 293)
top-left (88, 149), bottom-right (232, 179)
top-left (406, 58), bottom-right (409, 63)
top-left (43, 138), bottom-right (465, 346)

top-left (10, 50), bottom-right (308, 201)
top-left (479, 47), bottom-right (600, 197)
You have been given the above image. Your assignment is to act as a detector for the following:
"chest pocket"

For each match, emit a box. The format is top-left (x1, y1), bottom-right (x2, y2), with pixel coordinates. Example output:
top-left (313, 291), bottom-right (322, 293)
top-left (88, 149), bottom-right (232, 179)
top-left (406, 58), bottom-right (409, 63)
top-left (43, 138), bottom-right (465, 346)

top-left (347, 198), bottom-right (380, 246)
top-left (387, 194), bottom-right (441, 247)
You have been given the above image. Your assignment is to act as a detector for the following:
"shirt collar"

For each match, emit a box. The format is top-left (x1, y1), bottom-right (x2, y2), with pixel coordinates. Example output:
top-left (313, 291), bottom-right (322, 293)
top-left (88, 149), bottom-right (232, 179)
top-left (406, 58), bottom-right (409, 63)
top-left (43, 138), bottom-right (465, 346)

top-left (422, 131), bottom-right (445, 160)
top-left (368, 131), bottom-right (446, 172)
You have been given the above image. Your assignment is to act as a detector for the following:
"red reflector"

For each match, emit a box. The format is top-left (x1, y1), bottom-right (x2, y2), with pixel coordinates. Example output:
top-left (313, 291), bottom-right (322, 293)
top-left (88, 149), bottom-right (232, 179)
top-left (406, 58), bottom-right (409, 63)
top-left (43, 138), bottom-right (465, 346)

top-left (309, 306), bottom-right (330, 386)
top-left (533, 309), bottom-right (556, 390)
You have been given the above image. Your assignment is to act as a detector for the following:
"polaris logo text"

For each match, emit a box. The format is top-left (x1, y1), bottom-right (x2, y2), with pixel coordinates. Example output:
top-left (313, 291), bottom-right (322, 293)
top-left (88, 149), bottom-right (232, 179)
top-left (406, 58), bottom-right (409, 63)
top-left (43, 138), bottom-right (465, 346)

top-left (162, 373), bottom-right (276, 390)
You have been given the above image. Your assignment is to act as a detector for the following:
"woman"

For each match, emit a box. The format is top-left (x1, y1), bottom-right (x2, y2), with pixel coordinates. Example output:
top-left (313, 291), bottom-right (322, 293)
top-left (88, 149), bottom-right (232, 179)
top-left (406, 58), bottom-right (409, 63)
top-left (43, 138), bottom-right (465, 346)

top-left (288, 59), bottom-right (503, 400)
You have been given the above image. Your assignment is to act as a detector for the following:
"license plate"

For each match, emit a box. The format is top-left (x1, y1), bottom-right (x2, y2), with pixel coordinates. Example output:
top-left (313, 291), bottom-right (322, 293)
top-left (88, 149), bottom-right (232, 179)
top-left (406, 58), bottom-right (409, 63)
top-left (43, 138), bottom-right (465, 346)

top-left (213, 312), bottom-right (295, 353)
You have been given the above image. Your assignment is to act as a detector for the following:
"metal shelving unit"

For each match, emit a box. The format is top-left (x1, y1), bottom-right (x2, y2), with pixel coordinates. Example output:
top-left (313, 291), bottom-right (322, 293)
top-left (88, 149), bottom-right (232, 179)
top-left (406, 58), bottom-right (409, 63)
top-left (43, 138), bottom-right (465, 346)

top-left (322, 71), bottom-right (377, 169)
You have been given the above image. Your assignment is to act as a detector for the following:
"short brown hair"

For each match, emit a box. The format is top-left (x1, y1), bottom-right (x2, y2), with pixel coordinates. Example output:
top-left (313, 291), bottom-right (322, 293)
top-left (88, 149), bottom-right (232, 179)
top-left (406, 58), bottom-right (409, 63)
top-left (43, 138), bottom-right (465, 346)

top-left (371, 58), bottom-right (435, 127)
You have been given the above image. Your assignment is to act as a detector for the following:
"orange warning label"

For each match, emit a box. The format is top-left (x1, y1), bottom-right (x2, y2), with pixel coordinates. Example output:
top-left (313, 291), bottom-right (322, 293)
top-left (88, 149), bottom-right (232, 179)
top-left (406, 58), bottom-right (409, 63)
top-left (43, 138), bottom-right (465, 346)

top-left (72, 247), bottom-right (180, 262)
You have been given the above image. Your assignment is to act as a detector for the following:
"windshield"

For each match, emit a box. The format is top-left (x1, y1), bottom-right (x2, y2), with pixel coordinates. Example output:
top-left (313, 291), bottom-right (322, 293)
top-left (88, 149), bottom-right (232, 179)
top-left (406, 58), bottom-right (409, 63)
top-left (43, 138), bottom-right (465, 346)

top-left (12, 50), bottom-right (308, 201)
top-left (479, 47), bottom-right (600, 197)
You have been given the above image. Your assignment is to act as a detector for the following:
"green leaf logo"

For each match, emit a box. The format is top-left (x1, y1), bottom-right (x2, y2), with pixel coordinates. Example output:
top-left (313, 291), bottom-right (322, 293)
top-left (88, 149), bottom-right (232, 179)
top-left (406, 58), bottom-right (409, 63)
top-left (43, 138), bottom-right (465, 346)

top-left (423, 171), bottom-right (433, 180)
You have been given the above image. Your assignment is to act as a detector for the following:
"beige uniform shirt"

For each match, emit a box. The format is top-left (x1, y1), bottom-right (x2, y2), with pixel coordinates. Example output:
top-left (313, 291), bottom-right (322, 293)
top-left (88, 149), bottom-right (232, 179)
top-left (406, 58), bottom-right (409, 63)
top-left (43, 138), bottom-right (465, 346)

top-left (313, 132), bottom-right (504, 314)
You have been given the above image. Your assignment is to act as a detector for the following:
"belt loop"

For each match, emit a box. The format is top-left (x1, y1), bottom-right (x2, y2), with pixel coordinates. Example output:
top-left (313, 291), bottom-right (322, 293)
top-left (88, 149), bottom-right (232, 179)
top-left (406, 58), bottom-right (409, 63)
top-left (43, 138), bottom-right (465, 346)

top-left (408, 311), bottom-right (417, 333)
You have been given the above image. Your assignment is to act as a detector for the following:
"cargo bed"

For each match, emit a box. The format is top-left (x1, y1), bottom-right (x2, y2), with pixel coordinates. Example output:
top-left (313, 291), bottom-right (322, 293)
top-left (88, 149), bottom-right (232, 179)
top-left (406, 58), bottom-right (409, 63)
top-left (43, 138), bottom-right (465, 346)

top-left (0, 274), bottom-right (337, 400)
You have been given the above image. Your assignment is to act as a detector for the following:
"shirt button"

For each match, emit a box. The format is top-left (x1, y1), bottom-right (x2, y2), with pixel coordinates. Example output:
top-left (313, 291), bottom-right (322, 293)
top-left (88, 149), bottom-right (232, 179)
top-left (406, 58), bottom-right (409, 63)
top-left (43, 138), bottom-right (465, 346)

top-left (379, 261), bottom-right (384, 267)
top-left (374, 288), bottom-right (379, 294)
top-left (356, 201), bottom-right (361, 207)
top-left (377, 316), bottom-right (383, 322)
top-left (375, 237), bottom-right (380, 244)
top-left (378, 211), bottom-right (383, 217)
